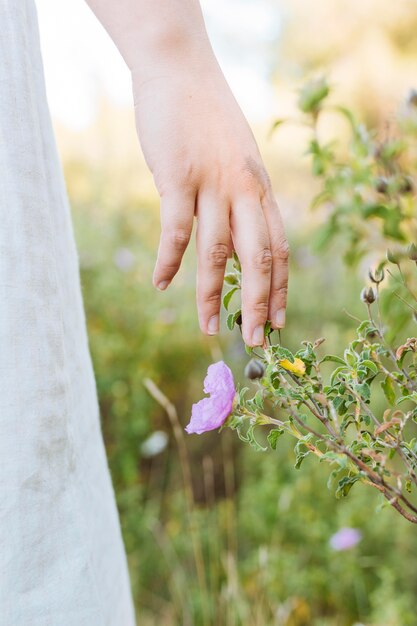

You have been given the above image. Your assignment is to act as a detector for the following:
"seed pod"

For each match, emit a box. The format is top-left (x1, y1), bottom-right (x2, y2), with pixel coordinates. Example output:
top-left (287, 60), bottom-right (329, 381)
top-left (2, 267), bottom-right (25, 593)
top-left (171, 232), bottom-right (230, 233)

top-left (368, 267), bottom-right (385, 284)
top-left (361, 287), bottom-right (376, 304)
top-left (244, 358), bottom-right (265, 380)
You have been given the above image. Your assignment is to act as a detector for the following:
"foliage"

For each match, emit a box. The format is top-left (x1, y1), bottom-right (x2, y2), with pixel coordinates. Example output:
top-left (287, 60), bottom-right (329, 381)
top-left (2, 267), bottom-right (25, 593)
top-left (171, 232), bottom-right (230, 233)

top-left (221, 82), bottom-right (417, 525)
top-left (65, 85), bottom-right (417, 625)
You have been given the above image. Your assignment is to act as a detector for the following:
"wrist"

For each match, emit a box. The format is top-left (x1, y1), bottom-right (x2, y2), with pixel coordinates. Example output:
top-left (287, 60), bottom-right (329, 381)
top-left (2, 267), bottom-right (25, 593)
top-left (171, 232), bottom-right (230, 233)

top-left (130, 35), bottom-right (220, 96)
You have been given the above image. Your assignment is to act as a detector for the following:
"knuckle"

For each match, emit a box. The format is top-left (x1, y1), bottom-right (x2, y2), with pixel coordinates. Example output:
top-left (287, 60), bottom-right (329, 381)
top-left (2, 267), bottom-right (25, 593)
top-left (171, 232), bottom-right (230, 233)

top-left (253, 247), bottom-right (273, 272)
top-left (207, 243), bottom-right (229, 268)
top-left (250, 300), bottom-right (269, 316)
top-left (158, 161), bottom-right (198, 196)
top-left (240, 157), bottom-right (271, 195)
top-left (275, 285), bottom-right (288, 300)
top-left (274, 236), bottom-right (290, 261)
top-left (203, 291), bottom-right (222, 307)
top-left (159, 261), bottom-right (179, 274)
top-left (169, 229), bottom-right (191, 251)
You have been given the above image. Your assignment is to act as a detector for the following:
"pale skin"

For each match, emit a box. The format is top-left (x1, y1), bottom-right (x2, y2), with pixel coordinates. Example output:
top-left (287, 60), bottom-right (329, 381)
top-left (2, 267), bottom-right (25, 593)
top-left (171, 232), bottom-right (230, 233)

top-left (86, 0), bottom-right (289, 347)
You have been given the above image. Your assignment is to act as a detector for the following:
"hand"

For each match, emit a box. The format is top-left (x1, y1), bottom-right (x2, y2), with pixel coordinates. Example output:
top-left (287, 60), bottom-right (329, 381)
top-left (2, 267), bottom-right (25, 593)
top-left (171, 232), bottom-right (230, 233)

top-left (132, 56), bottom-right (289, 347)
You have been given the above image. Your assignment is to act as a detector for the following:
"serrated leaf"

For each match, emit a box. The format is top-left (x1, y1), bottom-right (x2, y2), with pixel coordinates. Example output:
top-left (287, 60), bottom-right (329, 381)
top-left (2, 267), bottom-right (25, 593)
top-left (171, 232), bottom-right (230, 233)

top-left (245, 424), bottom-right (267, 452)
top-left (267, 428), bottom-right (284, 450)
top-left (335, 474), bottom-right (361, 498)
top-left (294, 433), bottom-right (314, 469)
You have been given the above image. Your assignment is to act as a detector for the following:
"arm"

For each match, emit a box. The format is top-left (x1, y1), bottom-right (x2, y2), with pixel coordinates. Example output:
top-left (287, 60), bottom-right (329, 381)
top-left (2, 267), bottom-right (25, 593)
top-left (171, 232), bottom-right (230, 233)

top-left (85, 0), bottom-right (289, 347)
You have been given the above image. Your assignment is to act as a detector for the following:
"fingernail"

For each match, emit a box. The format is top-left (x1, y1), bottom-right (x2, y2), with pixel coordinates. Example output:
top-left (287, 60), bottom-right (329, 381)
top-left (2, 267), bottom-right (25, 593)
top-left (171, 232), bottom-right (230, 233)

top-left (252, 324), bottom-right (265, 346)
top-left (208, 315), bottom-right (219, 335)
top-left (275, 309), bottom-right (286, 328)
top-left (157, 280), bottom-right (170, 291)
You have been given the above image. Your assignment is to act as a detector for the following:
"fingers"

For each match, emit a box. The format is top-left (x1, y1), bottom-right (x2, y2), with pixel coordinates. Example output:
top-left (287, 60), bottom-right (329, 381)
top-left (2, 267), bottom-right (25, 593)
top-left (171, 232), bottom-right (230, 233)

top-left (196, 192), bottom-right (230, 335)
top-left (153, 189), bottom-right (195, 290)
top-left (231, 196), bottom-right (272, 347)
top-left (262, 189), bottom-right (289, 329)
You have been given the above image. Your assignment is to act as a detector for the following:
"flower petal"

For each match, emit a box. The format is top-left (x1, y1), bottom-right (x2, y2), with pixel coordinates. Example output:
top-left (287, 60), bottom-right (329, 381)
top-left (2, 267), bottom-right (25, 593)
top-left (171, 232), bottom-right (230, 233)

top-left (185, 361), bottom-right (236, 435)
top-left (279, 357), bottom-right (306, 377)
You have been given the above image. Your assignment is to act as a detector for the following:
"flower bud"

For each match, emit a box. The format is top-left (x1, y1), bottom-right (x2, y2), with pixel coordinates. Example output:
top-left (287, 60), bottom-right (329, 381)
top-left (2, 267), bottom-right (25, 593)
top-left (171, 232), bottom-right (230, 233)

top-left (244, 358), bottom-right (265, 380)
top-left (406, 89), bottom-right (417, 108)
top-left (375, 176), bottom-right (389, 194)
top-left (386, 248), bottom-right (400, 264)
top-left (408, 243), bottom-right (417, 262)
top-left (298, 78), bottom-right (330, 115)
top-left (361, 287), bottom-right (376, 304)
top-left (368, 267), bottom-right (385, 284)
top-left (398, 176), bottom-right (414, 195)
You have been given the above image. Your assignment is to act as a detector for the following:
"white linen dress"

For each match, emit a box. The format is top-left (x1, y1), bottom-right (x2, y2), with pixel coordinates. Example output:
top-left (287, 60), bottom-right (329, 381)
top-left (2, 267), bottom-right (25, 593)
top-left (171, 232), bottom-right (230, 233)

top-left (0, 1), bottom-right (136, 624)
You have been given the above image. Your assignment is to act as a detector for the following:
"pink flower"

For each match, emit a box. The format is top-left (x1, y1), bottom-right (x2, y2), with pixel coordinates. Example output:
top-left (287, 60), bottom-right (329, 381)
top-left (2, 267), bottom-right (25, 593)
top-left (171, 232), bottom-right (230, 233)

top-left (185, 361), bottom-right (236, 434)
top-left (329, 527), bottom-right (362, 551)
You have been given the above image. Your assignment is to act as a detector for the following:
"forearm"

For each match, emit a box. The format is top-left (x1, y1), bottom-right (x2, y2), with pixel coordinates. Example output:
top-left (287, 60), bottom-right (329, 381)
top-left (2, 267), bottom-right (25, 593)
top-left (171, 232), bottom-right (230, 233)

top-left (85, 0), bottom-right (216, 78)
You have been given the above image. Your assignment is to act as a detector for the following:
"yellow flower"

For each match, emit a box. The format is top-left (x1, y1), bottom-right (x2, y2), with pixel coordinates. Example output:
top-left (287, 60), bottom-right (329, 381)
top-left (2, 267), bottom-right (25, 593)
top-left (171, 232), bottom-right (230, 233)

top-left (279, 357), bottom-right (306, 377)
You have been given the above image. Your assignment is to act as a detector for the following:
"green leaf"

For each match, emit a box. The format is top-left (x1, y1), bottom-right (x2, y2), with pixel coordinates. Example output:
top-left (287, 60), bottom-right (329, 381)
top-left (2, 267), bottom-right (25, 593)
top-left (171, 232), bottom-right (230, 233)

top-left (227, 310), bottom-right (241, 331)
top-left (335, 474), bottom-right (362, 498)
top-left (237, 386), bottom-right (249, 405)
top-left (320, 355), bottom-right (346, 366)
top-left (344, 349), bottom-right (357, 368)
top-left (269, 118), bottom-right (286, 136)
top-left (253, 390), bottom-right (264, 409)
top-left (224, 273), bottom-right (239, 286)
top-left (356, 320), bottom-right (378, 339)
top-left (327, 469), bottom-right (339, 490)
top-left (354, 382), bottom-right (371, 402)
top-left (273, 346), bottom-right (295, 363)
top-left (360, 359), bottom-right (378, 375)
top-left (267, 428), bottom-right (284, 450)
top-left (298, 77), bottom-right (330, 114)
top-left (244, 344), bottom-right (254, 356)
top-left (223, 287), bottom-right (238, 311)
top-left (320, 451), bottom-right (347, 469)
top-left (245, 424), bottom-right (267, 452)
top-left (232, 252), bottom-right (241, 273)
top-left (330, 366), bottom-right (347, 386)
top-left (381, 376), bottom-right (395, 406)
top-left (294, 433), bottom-right (314, 469)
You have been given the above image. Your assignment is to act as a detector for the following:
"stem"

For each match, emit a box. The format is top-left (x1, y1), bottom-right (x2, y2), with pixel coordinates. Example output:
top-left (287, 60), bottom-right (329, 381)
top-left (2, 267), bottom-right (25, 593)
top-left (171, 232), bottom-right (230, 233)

top-left (143, 378), bottom-right (210, 626)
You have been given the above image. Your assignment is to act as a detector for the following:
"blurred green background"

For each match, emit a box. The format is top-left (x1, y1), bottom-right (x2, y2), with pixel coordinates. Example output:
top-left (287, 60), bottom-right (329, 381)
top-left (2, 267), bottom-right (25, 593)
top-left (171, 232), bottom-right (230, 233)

top-left (52, 1), bottom-right (417, 624)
